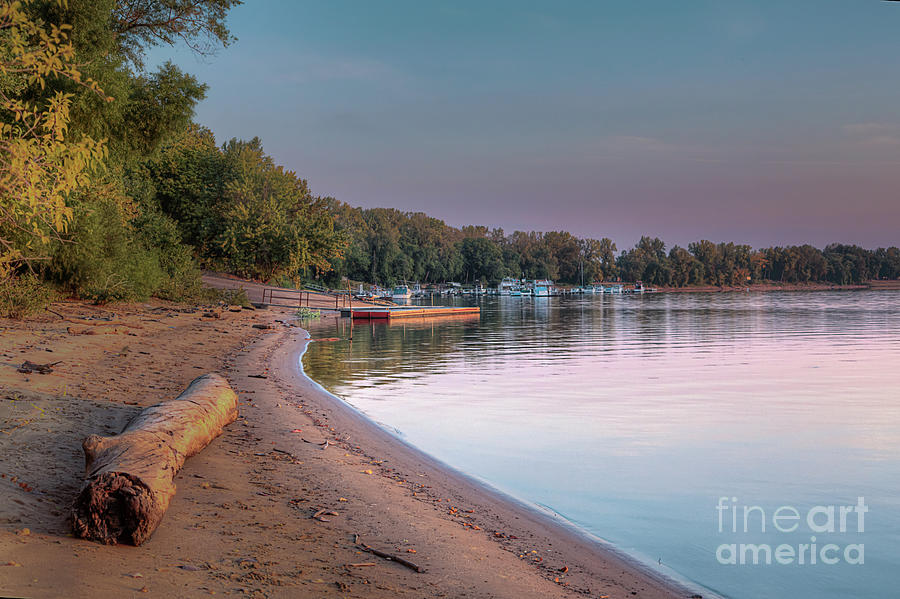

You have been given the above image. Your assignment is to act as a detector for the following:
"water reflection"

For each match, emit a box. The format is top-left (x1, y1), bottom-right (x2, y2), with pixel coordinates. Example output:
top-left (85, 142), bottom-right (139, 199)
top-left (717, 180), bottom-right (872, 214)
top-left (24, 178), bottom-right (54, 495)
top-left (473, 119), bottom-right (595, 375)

top-left (303, 291), bottom-right (900, 599)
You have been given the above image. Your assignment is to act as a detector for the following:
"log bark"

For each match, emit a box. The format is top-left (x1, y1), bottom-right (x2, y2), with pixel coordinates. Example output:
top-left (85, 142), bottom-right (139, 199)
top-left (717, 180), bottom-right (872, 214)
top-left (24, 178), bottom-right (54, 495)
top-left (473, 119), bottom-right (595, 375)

top-left (72, 373), bottom-right (238, 545)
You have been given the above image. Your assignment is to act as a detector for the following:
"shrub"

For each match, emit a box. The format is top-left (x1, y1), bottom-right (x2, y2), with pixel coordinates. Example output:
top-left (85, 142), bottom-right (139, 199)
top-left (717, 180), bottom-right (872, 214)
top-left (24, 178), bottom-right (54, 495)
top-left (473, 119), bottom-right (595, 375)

top-left (48, 192), bottom-right (163, 303)
top-left (0, 275), bottom-right (58, 319)
top-left (296, 306), bottom-right (321, 319)
top-left (132, 208), bottom-right (203, 301)
top-left (221, 287), bottom-right (250, 307)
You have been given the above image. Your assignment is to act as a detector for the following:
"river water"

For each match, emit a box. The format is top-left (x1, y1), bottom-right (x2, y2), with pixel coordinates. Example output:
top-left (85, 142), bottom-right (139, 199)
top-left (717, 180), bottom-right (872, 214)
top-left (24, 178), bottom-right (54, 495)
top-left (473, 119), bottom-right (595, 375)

top-left (302, 291), bottom-right (900, 598)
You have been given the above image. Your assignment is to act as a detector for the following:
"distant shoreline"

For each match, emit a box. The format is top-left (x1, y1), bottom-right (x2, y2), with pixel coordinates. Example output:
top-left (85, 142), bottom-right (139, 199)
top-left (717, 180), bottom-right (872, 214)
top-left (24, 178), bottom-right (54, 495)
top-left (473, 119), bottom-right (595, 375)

top-left (653, 281), bottom-right (876, 293)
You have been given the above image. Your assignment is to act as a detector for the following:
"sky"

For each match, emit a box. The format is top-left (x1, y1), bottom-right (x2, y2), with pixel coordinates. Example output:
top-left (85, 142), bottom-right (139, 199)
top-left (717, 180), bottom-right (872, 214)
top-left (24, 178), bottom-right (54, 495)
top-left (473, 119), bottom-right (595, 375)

top-left (149, 0), bottom-right (900, 249)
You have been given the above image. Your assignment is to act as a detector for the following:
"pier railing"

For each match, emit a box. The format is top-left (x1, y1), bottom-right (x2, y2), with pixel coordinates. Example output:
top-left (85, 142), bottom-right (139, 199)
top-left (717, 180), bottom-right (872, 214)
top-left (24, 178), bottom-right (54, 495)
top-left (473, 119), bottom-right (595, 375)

top-left (260, 287), bottom-right (353, 310)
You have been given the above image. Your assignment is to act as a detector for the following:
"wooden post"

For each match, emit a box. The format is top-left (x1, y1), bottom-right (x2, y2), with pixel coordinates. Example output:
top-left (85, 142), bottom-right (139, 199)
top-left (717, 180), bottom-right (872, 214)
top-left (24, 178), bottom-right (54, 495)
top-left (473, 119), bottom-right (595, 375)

top-left (347, 282), bottom-right (353, 341)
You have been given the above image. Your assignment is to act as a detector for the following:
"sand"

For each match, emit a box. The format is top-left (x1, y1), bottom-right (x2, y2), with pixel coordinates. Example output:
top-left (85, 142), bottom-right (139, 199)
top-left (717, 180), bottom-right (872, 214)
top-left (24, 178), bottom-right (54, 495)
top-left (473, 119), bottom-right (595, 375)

top-left (0, 300), bottom-right (695, 598)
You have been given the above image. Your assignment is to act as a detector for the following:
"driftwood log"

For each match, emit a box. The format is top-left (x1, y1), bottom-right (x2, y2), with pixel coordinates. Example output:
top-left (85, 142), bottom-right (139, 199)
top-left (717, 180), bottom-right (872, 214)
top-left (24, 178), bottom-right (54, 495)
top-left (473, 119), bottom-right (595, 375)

top-left (72, 373), bottom-right (238, 545)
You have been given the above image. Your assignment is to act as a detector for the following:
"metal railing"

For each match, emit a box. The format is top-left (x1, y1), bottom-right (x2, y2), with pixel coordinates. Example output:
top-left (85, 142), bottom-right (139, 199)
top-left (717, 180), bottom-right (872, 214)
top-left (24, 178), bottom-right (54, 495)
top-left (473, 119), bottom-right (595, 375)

top-left (260, 287), bottom-right (353, 309)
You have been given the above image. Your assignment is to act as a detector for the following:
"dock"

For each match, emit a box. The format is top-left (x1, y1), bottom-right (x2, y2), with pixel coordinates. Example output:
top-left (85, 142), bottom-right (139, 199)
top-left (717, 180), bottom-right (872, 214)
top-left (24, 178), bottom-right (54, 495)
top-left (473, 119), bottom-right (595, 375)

top-left (343, 306), bottom-right (481, 320)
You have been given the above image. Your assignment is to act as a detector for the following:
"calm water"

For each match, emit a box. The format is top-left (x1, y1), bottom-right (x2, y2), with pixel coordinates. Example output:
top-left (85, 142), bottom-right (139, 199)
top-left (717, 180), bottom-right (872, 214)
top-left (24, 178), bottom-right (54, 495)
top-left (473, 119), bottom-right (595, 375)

top-left (302, 291), bottom-right (900, 598)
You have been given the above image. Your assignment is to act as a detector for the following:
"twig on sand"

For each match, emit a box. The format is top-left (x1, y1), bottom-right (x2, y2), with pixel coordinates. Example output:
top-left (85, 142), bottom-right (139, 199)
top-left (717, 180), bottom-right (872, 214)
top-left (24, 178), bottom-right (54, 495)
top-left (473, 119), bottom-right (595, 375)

top-left (312, 508), bottom-right (338, 522)
top-left (247, 374), bottom-right (268, 379)
top-left (272, 448), bottom-right (298, 461)
top-left (353, 534), bottom-right (424, 573)
top-left (301, 438), bottom-right (329, 448)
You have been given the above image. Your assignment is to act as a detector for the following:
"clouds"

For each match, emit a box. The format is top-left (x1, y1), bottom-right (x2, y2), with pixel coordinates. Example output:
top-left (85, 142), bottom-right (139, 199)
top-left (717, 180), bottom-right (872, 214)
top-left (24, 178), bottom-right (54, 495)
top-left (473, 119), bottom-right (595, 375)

top-left (842, 123), bottom-right (900, 147)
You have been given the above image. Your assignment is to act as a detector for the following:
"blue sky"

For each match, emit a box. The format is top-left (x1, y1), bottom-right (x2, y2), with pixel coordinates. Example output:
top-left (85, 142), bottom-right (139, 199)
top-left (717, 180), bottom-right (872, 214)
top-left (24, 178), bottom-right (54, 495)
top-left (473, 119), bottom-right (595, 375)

top-left (150, 1), bottom-right (900, 248)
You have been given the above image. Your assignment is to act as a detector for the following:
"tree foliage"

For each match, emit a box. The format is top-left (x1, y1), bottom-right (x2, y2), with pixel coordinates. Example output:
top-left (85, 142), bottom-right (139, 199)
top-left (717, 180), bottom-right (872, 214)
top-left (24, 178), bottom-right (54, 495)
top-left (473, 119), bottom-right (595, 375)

top-left (113, 0), bottom-right (241, 68)
top-left (0, 0), bottom-right (234, 306)
top-left (0, 0), bottom-right (108, 277)
top-left (146, 130), bottom-right (346, 283)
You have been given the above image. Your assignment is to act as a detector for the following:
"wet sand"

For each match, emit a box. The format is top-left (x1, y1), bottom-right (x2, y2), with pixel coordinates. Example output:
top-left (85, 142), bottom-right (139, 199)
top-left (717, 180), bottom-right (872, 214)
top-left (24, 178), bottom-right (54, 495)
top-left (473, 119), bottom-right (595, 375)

top-left (0, 301), bottom-right (695, 598)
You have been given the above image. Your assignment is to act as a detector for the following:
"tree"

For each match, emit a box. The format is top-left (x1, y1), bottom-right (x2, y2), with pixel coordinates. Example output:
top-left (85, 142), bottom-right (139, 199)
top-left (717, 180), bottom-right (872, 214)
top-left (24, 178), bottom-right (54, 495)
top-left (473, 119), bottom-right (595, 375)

top-left (459, 237), bottom-right (504, 284)
top-left (147, 125), bottom-right (229, 252)
top-left (596, 237), bottom-right (618, 280)
top-left (669, 246), bottom-right (700, 287)
top-left (112, 0), bottom-right (241, 68)
top-left (213, 138), bottom-right (345, 282)
top-left (0, 0), bottom-right (108, 278)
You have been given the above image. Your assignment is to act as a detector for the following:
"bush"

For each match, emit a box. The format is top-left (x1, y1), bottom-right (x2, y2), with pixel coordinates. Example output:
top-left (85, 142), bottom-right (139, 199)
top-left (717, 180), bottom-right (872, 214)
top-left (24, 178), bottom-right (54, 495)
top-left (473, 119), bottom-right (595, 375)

top-left (45, 184), bottom-right (210, 304)
top-left (221, 287), bottom-right (250, 307)
top-left (296, 306), bottom-right (321, 319)
top-left (0, 275), bottom-right (58, 319)
top-left (132, 208), bottom-right (203, 301)
top-left (48, 194), bottom-right (164, 303)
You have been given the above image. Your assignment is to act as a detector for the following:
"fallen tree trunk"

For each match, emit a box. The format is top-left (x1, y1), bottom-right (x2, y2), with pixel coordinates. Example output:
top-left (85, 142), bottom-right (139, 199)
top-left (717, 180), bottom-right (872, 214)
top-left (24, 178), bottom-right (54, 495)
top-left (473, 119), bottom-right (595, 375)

top-left (72, 373), bottom-right (239, 545)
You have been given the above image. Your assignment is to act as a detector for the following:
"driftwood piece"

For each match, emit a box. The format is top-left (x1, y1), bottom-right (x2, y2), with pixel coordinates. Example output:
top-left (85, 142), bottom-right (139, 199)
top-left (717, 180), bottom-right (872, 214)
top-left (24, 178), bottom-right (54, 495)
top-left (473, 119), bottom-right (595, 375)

top-left (72, 373), bottom-right (238, 546)
top-left (354, 534), bottom-right (424, 573)
top-left (17, 360), bottom-right (60, 374)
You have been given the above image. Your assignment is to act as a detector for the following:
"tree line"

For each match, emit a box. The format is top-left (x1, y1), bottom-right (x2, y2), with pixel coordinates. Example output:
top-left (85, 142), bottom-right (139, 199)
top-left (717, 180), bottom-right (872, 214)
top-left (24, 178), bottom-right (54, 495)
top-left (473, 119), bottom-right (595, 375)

top-left (322, 207), bottom-right (900, 287)
top-left (1, 1), bottom-right (898, 317)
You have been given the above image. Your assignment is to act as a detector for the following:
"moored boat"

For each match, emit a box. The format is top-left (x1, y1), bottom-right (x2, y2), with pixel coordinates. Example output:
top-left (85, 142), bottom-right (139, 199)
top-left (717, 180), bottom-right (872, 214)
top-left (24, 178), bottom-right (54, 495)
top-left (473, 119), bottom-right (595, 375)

top-left (392, 285), bottom-right (412, 300)
top-left (497, 277), bottom-right (522, 296)
top-left (532, 279), bottom-right (554, 297)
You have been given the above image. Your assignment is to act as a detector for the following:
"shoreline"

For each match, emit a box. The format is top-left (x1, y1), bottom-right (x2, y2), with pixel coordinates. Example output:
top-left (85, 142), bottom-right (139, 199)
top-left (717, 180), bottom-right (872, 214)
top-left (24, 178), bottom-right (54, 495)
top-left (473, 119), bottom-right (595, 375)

top-left (652, 281), bottom-right (877, 293)
top-left (288, 317), bottom-right (706, 598)
top-left (1, 301), bottom-right (703, 598)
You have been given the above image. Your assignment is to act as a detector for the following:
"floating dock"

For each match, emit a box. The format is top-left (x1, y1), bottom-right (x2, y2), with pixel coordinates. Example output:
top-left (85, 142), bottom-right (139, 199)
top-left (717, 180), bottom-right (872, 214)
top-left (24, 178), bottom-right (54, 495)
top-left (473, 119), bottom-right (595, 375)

top-left (343, 305), bottom-right (481, 320)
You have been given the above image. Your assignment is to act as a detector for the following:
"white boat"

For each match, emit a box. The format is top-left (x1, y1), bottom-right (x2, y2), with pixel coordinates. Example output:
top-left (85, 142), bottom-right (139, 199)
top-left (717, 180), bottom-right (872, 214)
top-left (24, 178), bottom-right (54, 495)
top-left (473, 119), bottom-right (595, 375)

top-left (497, 277), bottom-right (521, 296)
top-left (392, 285), bottom-right (412, 300)
top-left (532, 279), bottom-right (554, 297)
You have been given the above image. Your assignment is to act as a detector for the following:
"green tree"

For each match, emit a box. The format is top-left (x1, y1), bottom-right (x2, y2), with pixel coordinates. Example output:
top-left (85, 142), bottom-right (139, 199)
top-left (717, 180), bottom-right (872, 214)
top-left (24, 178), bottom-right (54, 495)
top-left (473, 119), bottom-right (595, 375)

top-left (0, 0), bottom-right (108, 277)
top-left (459, 237), bottom-right (504, 284)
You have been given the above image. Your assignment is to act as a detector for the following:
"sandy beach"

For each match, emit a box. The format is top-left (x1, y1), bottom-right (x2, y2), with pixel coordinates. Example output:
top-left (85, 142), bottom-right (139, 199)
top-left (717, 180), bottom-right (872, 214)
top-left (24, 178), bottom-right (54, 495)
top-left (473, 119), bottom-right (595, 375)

top-left (1, 300), bottom-right (694, 598)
